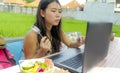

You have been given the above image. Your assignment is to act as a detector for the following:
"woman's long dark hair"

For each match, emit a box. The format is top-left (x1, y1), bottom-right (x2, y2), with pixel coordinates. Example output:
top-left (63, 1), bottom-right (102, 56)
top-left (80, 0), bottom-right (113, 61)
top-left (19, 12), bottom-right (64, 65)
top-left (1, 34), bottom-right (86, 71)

top-left (34, 0), bottom-right (62, 53)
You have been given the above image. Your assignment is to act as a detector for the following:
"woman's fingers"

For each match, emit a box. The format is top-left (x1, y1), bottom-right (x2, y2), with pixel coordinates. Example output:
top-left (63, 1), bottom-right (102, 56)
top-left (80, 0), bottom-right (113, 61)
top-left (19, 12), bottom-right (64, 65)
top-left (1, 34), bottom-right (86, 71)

top-left (41, 36), bottom-right (47, 43)
top-left (40, 36), bottom-right (51, 52)
top-left (82, 36), bottom-right (86, 44)
top-left (77, 36), bottom-right (85, 44)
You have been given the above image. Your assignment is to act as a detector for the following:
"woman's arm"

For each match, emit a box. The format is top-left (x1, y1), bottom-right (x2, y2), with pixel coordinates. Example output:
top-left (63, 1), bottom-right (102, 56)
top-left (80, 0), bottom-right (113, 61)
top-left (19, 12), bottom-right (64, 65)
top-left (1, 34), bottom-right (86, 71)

top-left (23, 30), bottom-right (37, 59)
top-left (23, 30), bottom-right (51, 59)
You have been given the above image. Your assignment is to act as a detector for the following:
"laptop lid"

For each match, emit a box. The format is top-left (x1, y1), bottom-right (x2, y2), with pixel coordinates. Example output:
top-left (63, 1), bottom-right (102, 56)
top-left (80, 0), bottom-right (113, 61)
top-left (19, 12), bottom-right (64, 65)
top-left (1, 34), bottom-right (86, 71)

top-left (48, 21), bottom-right (112, 73)
top-left (82, 22), bottom-right (112, 73)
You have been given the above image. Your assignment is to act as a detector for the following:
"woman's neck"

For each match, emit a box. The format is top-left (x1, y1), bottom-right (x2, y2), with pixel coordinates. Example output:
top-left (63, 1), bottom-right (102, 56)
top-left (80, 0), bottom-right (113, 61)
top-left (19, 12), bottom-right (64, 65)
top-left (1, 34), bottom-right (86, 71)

top-left (46, 23), bottom-right (52, 40)
top-left (46, 22), bottom-right (52, 31)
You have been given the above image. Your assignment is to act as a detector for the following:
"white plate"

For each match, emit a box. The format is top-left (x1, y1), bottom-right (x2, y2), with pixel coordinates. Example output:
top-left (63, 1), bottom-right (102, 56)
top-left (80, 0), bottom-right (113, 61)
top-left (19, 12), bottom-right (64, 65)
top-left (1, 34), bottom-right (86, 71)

top-left (19, 58), bottom-right (55, 73)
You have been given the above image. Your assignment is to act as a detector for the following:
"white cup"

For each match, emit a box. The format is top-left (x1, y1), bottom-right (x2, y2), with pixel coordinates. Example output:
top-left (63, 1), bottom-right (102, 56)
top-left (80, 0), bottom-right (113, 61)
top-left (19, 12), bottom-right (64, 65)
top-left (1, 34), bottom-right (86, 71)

top-left (67, 32), bottom-right (81, 42)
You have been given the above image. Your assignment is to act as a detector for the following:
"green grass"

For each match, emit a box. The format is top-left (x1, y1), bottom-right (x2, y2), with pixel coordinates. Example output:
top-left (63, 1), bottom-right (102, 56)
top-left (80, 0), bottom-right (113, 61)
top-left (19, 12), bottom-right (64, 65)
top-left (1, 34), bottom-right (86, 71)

top-left (62, 18), bottom-right (87, 36)
top-left (112, 25), bottom-right (120, 37)
top-left (0, 12), bottom-right (35, 37)
top-left (62, 18), bottom-right (120, 37)
top-left (0, 12), bottom-right (120, 37)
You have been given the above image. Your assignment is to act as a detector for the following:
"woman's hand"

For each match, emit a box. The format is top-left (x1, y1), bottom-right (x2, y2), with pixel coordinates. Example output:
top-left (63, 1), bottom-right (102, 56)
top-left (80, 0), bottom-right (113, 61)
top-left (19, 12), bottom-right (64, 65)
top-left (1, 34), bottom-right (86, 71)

top-left (39, 36), bottom-right (51, 54)
top-left (77, 36), bottom-right (85, 45)
top-left (69, 36), bottom-right (85, 48)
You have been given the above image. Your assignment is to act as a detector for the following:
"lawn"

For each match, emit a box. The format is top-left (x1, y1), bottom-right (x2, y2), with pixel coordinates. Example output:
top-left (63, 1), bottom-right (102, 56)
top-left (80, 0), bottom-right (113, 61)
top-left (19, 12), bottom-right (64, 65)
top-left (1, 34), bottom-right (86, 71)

top-left (0, 12), bottom-right (120, 37)
top-left (0, 12), bottom-right (35, 37)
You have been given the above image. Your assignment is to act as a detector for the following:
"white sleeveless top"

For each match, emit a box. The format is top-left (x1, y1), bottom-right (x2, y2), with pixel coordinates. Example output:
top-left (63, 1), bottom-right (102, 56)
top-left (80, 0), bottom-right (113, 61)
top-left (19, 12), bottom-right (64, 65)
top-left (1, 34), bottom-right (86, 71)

top-left (21, 26), bottom-right (68, 60)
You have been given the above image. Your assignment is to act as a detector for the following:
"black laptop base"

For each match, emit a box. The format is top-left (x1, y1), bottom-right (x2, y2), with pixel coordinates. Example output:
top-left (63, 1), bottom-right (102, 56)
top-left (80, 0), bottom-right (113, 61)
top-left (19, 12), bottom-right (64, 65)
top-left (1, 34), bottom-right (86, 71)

top-left (48, 48), bottom-right (83, 73)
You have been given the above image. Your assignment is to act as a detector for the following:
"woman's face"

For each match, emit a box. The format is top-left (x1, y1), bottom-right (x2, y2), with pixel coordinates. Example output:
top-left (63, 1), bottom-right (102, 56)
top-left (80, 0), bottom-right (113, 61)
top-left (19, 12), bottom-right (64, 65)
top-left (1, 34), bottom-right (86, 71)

top-left (41, 1), bottom-right (62, 26)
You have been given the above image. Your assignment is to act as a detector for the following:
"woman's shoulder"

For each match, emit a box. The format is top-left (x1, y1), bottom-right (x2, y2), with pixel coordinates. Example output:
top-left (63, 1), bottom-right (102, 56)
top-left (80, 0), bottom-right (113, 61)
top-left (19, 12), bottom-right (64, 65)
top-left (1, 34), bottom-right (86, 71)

top-left (24, 29), bottom-right (37, 42)
top-left (27, 29), bottom-right (37, 36)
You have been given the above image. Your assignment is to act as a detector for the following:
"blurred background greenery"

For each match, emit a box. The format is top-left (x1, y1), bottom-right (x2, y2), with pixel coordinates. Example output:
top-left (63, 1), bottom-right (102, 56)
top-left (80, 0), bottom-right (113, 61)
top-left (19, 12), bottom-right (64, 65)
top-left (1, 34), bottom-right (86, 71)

top-left (0, 12), bottom-right (120, 38)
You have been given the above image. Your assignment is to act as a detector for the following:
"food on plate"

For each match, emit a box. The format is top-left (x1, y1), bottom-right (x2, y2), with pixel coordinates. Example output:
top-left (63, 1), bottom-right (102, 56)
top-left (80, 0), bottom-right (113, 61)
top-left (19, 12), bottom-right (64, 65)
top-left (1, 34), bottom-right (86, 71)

top-left (20, 58), bottom-right (54, 73)
top-left (22, 63), bottom-right (34, 70)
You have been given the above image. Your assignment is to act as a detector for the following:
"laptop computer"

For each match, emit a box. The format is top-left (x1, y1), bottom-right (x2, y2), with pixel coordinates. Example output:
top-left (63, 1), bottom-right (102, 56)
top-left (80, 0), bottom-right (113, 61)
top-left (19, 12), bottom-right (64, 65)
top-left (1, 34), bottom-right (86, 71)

top-left (47, 22), bottom-right (112, 73)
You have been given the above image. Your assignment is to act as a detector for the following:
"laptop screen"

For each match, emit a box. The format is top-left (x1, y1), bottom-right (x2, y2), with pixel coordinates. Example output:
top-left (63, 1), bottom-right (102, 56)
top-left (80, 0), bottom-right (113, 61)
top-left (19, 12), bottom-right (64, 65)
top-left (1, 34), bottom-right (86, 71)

top-left (82, 22), bottom-right (112, 73)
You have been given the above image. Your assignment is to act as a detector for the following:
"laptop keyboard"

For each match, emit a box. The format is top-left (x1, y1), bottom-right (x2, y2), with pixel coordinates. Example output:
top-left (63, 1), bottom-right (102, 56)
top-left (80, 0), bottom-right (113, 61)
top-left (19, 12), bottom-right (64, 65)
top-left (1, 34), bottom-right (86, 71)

top-left (48, 54), bottom-right (63, 61)
top-left (60, 54), bottom-right (83, 69)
